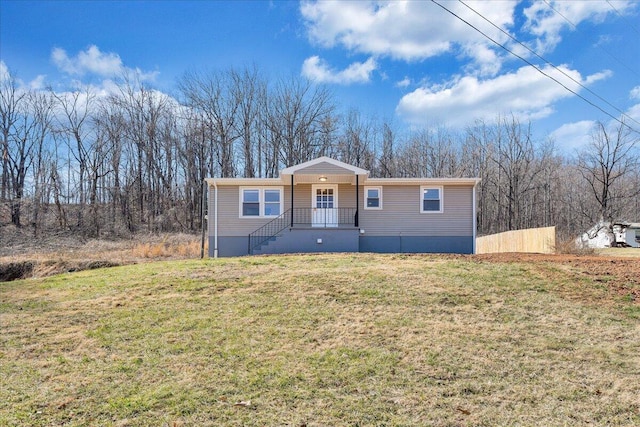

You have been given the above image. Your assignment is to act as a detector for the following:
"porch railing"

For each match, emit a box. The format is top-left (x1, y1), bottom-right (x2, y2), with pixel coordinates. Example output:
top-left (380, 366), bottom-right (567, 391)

top-left (248, 207), bottom-right (358, 254)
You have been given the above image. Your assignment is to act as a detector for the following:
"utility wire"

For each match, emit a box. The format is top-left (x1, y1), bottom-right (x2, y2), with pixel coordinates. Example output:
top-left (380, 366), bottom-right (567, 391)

top-left (458, 0), bottom-right (640, 129)
top-left (429, 0), bottom-right (639, 134)
top-left (605, 0), bottom-right (640, 36)
top-left (542, 0), bottom-right (639, 79)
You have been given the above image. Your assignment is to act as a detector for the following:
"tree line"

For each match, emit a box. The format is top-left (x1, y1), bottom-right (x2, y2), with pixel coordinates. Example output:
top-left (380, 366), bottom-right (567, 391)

top-left (1, 66), bottom-right (638, 240)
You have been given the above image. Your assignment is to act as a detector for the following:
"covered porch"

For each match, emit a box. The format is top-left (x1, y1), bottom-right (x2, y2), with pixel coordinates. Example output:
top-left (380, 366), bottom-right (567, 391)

top-left (281, 156), bottom-right (369, 228)
top-left (249, 157), bottom-right (369, 254)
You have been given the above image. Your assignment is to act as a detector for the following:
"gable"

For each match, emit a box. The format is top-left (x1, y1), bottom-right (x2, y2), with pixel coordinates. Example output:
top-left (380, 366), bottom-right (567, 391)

top-left (281, 156), bottom-right (369, 176)
top-left (293, 161), bottom-right (357, 175)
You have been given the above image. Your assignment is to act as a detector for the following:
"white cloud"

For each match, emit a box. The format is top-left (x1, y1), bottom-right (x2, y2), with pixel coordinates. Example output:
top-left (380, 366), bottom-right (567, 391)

top-left (300, 0), bottom-right (517, 75)
top-left (396, 64), bottom-right (604, 128)
top-left (630, 86), bottom-right (640, 100)
top-left (29, 75), bottom-right (47, 90)
top-left (0, 60), bottom-right (47, 90)
top-left (52, 45), bottom-right (122, 76)
top-left (396, 77), bottom-right (411, 89)
top-left (51, 45), bottom-right (158, 81)
top-left (549, 97), bottom-right (640, 153)
top-left (302, 56), bottom-right (376, 84)
top-left (523, 0), bottom-right (637, 53)
top-left (626, 102), bottom-right (640, 125)
top-left (550, 120), bottom-right (596, 152)
top-left (0, 61), bottom-right (9, 83)
top-left (584, 70), bottom-right (613, 85)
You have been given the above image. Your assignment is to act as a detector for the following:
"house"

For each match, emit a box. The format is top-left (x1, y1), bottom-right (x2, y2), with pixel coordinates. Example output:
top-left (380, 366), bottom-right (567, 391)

top-left (613, 222), bottom-right (640, 248)
top-left (205, 157), bottom-right (480, 257)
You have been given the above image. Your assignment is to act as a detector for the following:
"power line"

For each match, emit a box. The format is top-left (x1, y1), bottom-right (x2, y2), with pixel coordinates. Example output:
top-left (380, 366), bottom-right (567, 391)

top-left (429, 0), bottom-right (639, 134)
top-left (542, 0), bottom-right (640, 79)
top-left (458, 0), bottom-right (640, 129)
top-left (605, 0), bottom-right (640, 36)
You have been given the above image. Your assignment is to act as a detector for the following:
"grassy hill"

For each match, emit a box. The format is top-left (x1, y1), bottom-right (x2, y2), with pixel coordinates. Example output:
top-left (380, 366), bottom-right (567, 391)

top-left (1, 254), bottom-right (639, 426)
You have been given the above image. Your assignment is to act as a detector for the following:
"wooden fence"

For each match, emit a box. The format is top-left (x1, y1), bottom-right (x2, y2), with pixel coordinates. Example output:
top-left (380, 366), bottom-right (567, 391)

top-left (476, 226), bottom-right (556, 254)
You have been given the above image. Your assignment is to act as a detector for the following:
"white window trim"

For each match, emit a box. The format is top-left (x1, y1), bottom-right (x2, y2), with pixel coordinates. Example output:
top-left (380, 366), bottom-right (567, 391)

top-left (239, 187), bottom-right (284, 218)
top-left (420, 185), bottom-right (443, 214)
top-left (364, 186), bottom-right (383, 210)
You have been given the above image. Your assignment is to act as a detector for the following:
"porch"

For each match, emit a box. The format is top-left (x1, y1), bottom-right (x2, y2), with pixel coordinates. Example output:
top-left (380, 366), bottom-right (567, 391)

top-left (247, 158), bottom-right (369, 255)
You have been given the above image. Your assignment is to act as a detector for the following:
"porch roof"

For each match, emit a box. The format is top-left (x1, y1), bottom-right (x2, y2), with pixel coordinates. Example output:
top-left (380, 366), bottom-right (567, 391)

top-left (280, 156), bottom-right (369, 177)
top-left (280, 156), bottom-right (369, 185)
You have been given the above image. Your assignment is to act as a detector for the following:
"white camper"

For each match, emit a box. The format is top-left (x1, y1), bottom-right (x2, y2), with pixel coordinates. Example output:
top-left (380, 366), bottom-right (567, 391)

top-left (613, 222), bottom-right (640, 248)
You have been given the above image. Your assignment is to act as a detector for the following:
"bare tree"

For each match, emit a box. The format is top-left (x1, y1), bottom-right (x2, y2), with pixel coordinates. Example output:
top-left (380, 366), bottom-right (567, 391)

top-left (267, 76), bottom-right (335, 167)
top-left (5, 90), bottom-right (35, 226)
top-left (179, 69), bottom-right (240, 178)
top-left (28, 91), bottom-right (55, 234)
top-left (116, 76), bottom-right (177, 231)
top-left (0, 69), bottom-right (26, 203)
top-left (378, 121), bottom-right (397, 178)
top-left (577, 120), bottom-right (639, 223)
top-left (94, 97), bottom-right (127, 234)
top-left (51, 86), bottom-right (96, 229)
top-left (231, 66), bottom-right (264, 178)
top-left (338, 109), bottom-right (375, 169)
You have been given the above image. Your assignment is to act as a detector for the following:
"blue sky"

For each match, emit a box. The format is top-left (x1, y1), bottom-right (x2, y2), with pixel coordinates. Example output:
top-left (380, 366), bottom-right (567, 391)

top-left (1, 0), bottom-right (639, 152)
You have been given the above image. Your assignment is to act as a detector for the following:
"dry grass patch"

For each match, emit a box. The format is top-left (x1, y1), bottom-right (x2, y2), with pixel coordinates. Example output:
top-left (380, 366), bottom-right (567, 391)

top-left (597, 247), bottom-right (640, 258)
top-left (131, 238), bottom-right (202, 258)
top-left (0, 232), bottom-right (204, 281)
top-left (1, 254), bottom-right (639, 426)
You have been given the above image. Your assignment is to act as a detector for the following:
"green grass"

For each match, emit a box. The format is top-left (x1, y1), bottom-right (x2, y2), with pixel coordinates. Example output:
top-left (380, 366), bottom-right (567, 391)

top-left (1, 254), bottom-right (639, 426)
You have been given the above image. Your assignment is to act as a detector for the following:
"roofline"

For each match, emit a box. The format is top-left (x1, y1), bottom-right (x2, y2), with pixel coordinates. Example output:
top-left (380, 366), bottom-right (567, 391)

top-left (613, 222), bottom-right (640, 228)
top-left (205, 177), bottom-right (284, 186)
top-left (364, 177), bottom-right (481, 186)
top-left (206, 176), bottom-right (481, 186)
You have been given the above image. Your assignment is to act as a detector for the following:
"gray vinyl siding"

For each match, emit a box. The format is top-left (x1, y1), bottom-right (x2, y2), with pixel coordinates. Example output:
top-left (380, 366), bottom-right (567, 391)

top-left (208, 183), bottom-right (358, 237)
top-left (358, 185), bottom-right (473, 237)
top-left (208, 183), bottom-right (473, 238)
top-left (209, 185), bottom-right (290, 236)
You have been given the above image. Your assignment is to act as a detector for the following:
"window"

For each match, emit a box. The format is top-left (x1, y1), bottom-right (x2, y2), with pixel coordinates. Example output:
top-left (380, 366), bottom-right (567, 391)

top-left (264, 189), bottom-right (281, 216)
top-left (242, 189), bottom-right (260, 216)
top-left (240, 187), bottom-right (283, 218)
top-left (420, 186), bottom-right (442, 213)
top-left (364, 186), bottom-right (382, 209)
top-left (316, 188), bottom-right (334, 208)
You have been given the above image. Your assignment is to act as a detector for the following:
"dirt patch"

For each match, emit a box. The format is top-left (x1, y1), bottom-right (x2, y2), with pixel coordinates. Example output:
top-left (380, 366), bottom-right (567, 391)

top-left (0, 259), bottom-right (123, 282)
top-left (0, 261), bottom-right (35, 282)
top-left (473, 252), bottom-right (640, 302)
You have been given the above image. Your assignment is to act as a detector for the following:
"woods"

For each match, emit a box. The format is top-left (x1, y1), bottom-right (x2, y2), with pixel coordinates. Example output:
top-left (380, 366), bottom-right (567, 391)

top-left (1, 66), bottom-right (638, 241)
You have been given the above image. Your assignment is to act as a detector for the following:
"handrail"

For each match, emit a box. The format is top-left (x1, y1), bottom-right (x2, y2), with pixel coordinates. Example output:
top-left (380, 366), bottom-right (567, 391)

top-left (248, 209), bottom-right (292, 254)
top-left (248, 208), bottom-right (358, 254)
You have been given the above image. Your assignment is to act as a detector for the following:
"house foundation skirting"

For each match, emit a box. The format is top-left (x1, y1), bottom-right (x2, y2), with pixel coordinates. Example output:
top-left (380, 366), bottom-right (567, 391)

top-left (359, 236), bottom-right (473, 254)
top-left (210, 235), bottom-right (474, 257)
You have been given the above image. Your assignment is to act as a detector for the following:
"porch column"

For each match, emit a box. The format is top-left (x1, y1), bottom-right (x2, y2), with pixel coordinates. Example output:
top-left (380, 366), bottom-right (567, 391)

top-left (355, 174), bottom-right (359, 227)
top-left (290, 174), bottom-right (294, 227)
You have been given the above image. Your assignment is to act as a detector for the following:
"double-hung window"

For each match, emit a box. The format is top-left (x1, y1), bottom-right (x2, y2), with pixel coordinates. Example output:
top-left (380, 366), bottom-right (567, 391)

top-left (264, 189), bottom-right (281, 216)
top-left (364, 186), bottom-right (382, 209)
top-left (420, 186), bottom-right (443, 213)
top-left (242, 189), bottom-right (260, 216)
top-left (240, 187), bottom-right (283, 218)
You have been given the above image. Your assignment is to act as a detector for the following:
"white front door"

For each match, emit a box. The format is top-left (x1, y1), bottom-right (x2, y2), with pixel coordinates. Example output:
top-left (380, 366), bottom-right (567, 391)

top-left (312, 185), bottom-right (338, 227)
